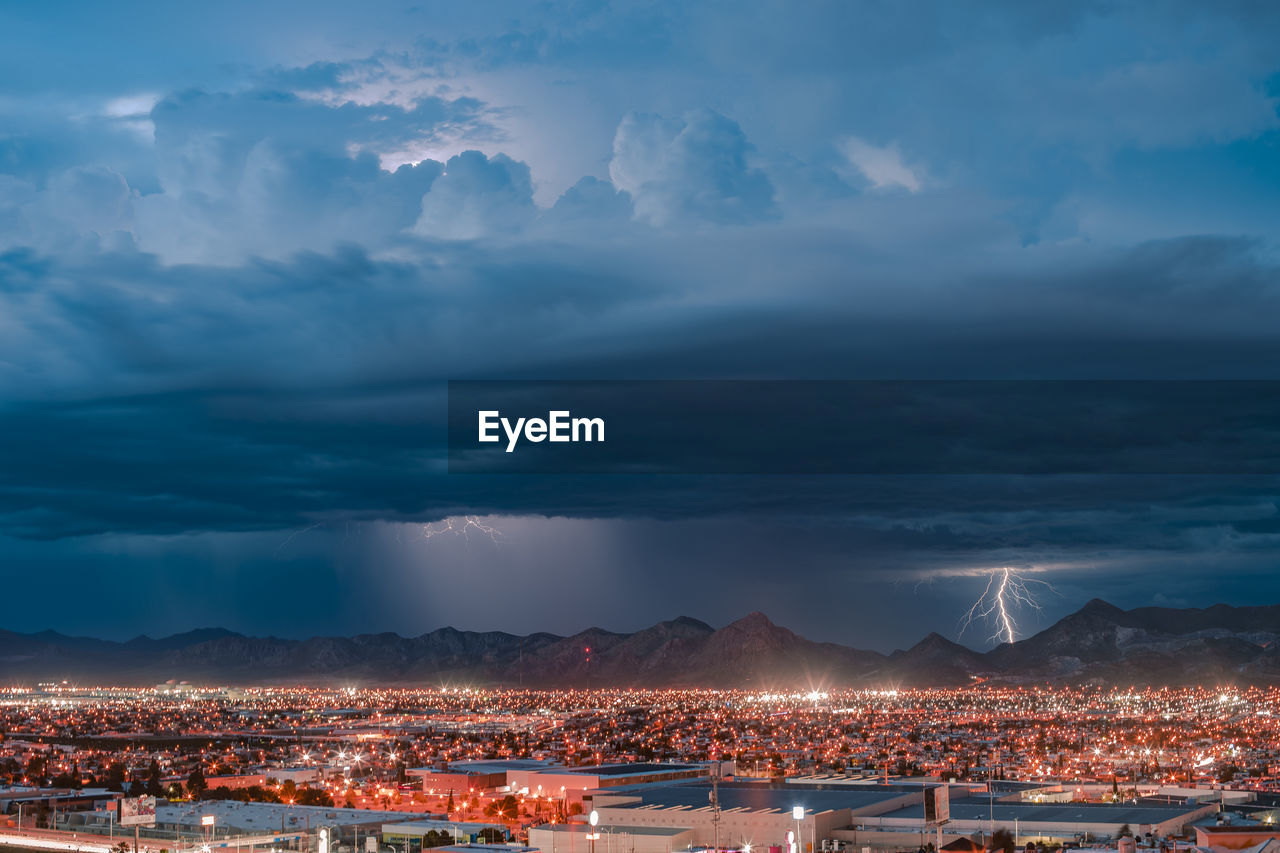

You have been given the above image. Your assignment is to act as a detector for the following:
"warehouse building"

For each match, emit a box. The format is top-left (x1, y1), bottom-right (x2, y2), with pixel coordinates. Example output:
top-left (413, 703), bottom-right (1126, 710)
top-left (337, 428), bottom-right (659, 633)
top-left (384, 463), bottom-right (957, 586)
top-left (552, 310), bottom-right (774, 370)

top-left (582, 782), bottom-right (926, 851)
top-left (77, 800), bottom-right (425, 838)
top-left (858, 800), bottom-right (1218, 843)
top-left (380, 818), bottom-right (509, 851)
top-left (409, 761), bottom-right (710, 803)
top-left (510, 763), bottom-right (712, 805)
top-left (529, 822), bottom-right (695, 853)
top-left (409, 760), bottom-right (556, 794)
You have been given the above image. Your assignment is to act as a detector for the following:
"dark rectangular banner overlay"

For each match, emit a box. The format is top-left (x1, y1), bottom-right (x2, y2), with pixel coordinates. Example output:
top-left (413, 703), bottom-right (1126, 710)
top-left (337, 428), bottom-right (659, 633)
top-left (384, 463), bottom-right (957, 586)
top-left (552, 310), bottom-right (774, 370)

top-left (447, 380), bottom-right (1280, 474)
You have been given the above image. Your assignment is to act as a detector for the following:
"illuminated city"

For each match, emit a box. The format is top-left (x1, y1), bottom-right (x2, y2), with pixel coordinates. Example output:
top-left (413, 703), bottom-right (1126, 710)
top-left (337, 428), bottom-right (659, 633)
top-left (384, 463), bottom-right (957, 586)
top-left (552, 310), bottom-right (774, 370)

top-left (4, 686), bottom-right (1280, 853)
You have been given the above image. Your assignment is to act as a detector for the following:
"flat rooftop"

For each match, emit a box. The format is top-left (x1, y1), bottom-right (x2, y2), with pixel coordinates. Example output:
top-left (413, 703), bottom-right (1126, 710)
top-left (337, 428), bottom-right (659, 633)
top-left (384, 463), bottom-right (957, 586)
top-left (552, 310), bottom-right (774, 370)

top-left (382, 819), bottom-right (508, 834)
top-left (616, 782), bottom-right (910, 814)
top-left (451, 760), bottom-right (559, 772)
top-left (564, 764), bottom-right (705, 778)
top-left (877, 802), bottom-right (1204, 824)
top-left (786, 781), bottom-right (963, 795)
top-left (92, 801), bottom-right (430, 833)
top-left (534, 823), bottom-right (690, 837)
top-left (1, 788), bottom-right (115, 801)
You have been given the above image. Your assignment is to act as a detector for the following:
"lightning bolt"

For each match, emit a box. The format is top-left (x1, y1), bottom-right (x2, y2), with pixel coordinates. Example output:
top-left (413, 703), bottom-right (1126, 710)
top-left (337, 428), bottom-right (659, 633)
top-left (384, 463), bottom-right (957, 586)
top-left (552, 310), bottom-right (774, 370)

top-left (273, 520), bottom-right (326, 554)
top-left (958, 567), bottom-right (1059, 646)
top-left (276, 516), bottom-right (505, 555)
top-left (421, 515), bottom-right (504, 544)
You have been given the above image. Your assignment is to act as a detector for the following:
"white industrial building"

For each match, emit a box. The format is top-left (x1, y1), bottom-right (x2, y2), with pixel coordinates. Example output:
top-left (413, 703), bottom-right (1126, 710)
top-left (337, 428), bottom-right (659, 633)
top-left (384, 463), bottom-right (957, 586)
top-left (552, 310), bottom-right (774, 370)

top-left (583, 783), bottom-right (924, 852)
top-left (529, 822), bottom-right (695, 853)
top-left (857, 800), bottom-right (1219, 844)
top-left (545, 781), bottom-right (1222, 853)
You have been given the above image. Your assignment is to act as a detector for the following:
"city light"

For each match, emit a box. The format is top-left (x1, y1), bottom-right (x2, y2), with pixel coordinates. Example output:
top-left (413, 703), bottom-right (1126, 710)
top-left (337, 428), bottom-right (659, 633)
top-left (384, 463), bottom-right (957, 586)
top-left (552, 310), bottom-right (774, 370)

top-left (1, 683), bottom-right (1277, 853)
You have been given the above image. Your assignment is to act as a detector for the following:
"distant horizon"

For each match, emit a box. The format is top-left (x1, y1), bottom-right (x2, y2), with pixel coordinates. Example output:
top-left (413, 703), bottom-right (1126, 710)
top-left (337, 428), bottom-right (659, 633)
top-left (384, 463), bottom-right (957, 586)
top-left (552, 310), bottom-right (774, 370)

top-left (9, 595), bottom-right (1280, 689)
top-left (7, 596), bottom-right (1278, 654)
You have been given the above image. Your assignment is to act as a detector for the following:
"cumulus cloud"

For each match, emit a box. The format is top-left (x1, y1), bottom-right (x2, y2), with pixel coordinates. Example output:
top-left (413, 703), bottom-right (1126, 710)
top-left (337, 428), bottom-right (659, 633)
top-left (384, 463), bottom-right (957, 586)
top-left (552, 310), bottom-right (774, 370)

top-left (546, 176), bottom-right (633, 226)
top-left (2, 90), bottom-right (796, 260)
top-left (126, 88), bottom-right (493, 262)
top-left (609, 109), bottom-right (778, 226)
top-left (413, 150), bottom-right (536, 240)
top-left (840, 136), bottom-right (924, 192)
top-left (101, 93), bottom-right (160, 141)
top-left (0, 166), bottom-right (135, 254)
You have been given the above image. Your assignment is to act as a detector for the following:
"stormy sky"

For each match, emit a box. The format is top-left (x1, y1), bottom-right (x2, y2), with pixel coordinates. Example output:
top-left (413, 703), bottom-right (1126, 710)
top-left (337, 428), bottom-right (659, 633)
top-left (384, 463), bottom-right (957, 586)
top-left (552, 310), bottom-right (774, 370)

top-left (3, 1), bottom-right (1280, 652)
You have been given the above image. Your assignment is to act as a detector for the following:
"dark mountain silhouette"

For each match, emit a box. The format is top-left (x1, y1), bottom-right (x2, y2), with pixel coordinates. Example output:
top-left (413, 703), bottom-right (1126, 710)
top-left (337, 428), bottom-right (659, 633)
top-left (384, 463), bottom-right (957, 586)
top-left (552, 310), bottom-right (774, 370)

top-left (5, 601), bottom-right (1280, 687)
top-left (980, 598), bottom-right (1280, 684)
top-left (887, 632), bottom-right (988, 685)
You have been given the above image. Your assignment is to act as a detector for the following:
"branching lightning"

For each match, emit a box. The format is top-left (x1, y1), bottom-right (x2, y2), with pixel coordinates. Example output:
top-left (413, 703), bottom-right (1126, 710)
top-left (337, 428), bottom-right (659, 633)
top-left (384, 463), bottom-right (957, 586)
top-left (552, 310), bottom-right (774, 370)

top-left (274, 515), bottom-right (505, 556)
top-left (959, 567), bottom-right (1059, 646)
top-left (273, 521), bottom-right (326, 554)
top-left (421, 515), bottom-right (504, 544)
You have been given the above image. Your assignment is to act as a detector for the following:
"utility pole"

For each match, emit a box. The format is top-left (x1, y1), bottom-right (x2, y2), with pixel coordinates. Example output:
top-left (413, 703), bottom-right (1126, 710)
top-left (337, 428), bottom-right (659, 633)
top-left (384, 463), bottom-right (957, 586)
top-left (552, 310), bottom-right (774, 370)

top-left (986, 752), bottom-right (995, 845)
top-left (710, 763), bottom-right (721, 853)
top-left (922, 788), bottom-right (931, 852)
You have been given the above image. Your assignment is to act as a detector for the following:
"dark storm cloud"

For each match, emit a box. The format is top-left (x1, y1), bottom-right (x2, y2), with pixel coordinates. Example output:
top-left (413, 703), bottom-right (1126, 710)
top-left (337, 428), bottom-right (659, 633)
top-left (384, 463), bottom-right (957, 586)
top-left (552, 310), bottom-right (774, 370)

top-left (3, 0), bottom-right (1280, 640)
top-left (1, 235), bottom-right (1280, 544)
top-left (446, 380), bottom-right (1280, 475)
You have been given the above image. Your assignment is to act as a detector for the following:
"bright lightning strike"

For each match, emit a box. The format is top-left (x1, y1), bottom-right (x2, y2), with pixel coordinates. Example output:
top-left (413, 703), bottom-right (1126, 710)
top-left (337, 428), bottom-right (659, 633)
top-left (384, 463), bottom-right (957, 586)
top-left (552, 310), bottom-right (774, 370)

top-left (421, 515), bottom-right (504, 544)
top-left (958, 567), bottom-right (1059, 646)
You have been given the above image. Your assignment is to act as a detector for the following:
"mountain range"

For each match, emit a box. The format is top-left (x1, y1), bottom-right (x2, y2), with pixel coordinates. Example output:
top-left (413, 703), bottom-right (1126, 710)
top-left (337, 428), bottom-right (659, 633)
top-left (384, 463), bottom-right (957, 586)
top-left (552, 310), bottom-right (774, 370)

top-left (4, 599), bottom-right (1280, 687)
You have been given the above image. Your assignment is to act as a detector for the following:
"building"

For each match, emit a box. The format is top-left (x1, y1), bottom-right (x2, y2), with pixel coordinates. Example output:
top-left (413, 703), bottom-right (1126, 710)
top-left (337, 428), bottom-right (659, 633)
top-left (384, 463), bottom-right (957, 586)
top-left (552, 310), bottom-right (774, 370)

top-left (585, 782), bottom-right (926, 852)
top-left (531, 779), bottom-right (1220, 853)
top-left (204, 774), bottom-right (271, 791)
top-left (381, 818), bottom-right (509, 852)
top-left (74, 800), bottom-right (426, 840)
top-left (0, 786), bottom-right (120, 816)
top-left (858, 800), bottom-right (1218, 844)
top-left (529, 822), bottom-right (694, 853)
top-left (409, 762), bottom-right (713, 806)
top-left (268, 769), bottom-right (324, 785)
top-left (1194, 825), bottom-right (1280, 850)
top-left (510, 764), bottom-right (712, 806)
top-left (409, 761), bottom-right (555, 795)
